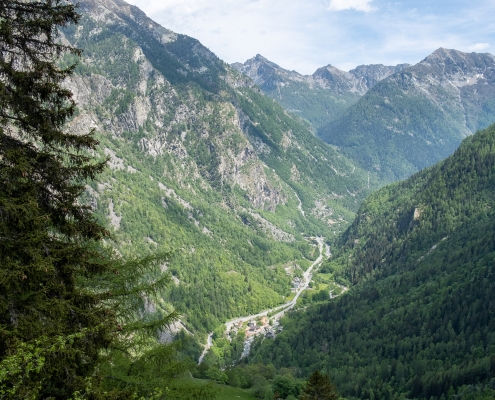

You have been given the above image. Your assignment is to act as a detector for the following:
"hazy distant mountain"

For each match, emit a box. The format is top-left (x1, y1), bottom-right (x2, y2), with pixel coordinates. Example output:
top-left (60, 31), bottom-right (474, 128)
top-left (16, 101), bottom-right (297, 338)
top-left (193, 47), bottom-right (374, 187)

top-left (233, 54), bottom-right (409, 129)
top-left (319, 48), bottom-right (495, 181)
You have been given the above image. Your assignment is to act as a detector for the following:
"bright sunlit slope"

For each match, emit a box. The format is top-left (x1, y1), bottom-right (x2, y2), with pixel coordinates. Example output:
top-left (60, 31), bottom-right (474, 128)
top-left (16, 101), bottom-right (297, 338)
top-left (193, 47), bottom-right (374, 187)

top-left (63, 0), bottom-right (377, 343)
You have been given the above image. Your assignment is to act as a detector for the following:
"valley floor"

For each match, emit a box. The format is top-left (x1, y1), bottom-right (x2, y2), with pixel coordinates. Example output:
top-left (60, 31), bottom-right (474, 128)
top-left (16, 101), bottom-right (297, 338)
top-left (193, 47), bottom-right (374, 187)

top-left (199, 237), bottom-right (328, 364)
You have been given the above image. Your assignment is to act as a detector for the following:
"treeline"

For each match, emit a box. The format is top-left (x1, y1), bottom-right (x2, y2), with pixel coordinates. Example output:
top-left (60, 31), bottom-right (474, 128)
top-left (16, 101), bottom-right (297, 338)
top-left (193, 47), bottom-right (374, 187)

top-left (195, 361), bottom-right (341, 400)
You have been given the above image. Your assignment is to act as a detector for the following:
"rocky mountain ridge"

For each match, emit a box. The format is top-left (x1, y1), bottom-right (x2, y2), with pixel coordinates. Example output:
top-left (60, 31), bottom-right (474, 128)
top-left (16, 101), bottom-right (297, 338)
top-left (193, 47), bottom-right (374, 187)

top-left (234, 54), bottom-right (409, 96)
top-left (410, 48), bottom-right (495, 131)
top-left (312, 62), bottom-right (410, 95)
top-left (232, 54), bottom-right (410, 128)
top-left (318, 48), bottom-right (495, 181)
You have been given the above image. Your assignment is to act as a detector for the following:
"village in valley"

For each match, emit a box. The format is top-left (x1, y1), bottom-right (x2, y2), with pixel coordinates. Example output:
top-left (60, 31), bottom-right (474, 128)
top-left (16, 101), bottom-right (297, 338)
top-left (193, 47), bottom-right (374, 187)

top-left (226, 271), bottom-right (309, 359)
top-left (232, 316), bottom-right (279, 340)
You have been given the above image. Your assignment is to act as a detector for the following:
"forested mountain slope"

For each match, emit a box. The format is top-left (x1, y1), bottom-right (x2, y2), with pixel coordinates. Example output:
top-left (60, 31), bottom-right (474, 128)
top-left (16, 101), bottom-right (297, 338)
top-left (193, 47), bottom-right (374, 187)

top-left (319, 48), bottom-right (495, 181)
top-left (233, 54), bottom-right (408, 129)
top-left (252, 124), bottom-right (495, 399)
top-left (64, 0), bottom-right (374, 338)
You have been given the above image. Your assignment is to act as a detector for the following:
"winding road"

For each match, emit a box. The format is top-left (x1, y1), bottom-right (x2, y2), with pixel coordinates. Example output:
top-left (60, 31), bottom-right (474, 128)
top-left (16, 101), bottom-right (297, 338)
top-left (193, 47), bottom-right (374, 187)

top-left (198, 237), bottom-right (326, 364)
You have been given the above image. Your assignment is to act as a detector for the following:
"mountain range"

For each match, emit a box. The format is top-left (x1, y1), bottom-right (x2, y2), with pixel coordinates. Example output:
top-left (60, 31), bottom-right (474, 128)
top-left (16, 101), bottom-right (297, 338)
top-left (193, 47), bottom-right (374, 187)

top-left (319, 48), bottom-right (495, 180)
top-left (233, 54), bottom-right (409, 129)
top-left (235, 49), bottom-right (495, 182)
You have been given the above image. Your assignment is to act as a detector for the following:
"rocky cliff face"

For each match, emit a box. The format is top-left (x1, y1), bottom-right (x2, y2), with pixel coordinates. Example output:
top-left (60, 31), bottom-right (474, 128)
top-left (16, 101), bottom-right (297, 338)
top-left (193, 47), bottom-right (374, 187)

top-left (233, 54), bottom-right (409, 128)
top-left (348, 63), bottom-right (410, 91)
top-left (405, 48), bottom-right (495, 132)
top-left (318, 48), bottom-right (495, 181)
top-left (65, 1), bottom-right (287, 212)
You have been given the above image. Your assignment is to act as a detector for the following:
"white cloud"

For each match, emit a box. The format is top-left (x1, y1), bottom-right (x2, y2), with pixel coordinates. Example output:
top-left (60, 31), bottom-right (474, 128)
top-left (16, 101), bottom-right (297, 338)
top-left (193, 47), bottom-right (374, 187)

top-left (327, 0), bottom-right (376, 13)
top-left (125, 0), bottom-right (331, 73)
top-left (468, 42), bottom-right (490, 51)
top-left (124, 0), bottom-right (495, 74)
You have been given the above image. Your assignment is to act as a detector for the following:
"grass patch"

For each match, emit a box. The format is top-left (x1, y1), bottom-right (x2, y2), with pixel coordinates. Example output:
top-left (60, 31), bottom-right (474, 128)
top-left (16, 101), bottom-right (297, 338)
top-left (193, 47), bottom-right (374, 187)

top-left (214, 384), bottom-right (258, 400)
top-left (189, 378), bottom-right (257, 399)
top-left (316, 273), bottom-right (333, 282)
top-left (284, 292), bottom-right (296, 302)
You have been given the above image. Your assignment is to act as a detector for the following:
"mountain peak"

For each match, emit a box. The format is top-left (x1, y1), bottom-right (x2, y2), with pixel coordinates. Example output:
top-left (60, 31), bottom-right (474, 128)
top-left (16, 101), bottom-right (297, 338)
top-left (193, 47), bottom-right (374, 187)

top-left (77, 0), bottom-right (178, 44)
top-left (419, 47), bottom-right (495, 79)
top-left (424, 47), bottom-right (494, 62)
top-left (254, 54), bottom-right (269, 61)
top-left (428, 47), bottom-right (464, 60)
top-left (312, 64), bottom-right (351, 80)
top-left (231, 54), bottom-right (291, 87)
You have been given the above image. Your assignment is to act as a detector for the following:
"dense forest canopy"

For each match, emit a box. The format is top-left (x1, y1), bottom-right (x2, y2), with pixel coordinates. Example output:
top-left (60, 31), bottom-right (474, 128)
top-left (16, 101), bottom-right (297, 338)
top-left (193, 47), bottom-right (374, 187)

top-left (251, 124), bottom-right (495, 400)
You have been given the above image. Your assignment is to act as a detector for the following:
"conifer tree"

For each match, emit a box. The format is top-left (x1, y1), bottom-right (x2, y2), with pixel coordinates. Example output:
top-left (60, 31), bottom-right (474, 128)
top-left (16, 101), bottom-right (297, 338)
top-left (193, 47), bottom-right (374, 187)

top-left (0, 2), bottom-right (216, 399)
top-left (299, 370), bottom-right (340, 400)
top-left (0, 1), bottom-right (116, 397)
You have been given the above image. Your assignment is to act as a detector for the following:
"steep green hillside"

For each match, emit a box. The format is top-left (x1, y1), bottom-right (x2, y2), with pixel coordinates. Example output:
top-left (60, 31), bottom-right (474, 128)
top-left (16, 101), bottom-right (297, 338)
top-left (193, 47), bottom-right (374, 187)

top-left (251, 124), bottom-right (495, 399)
top-left (258, 79), bottom-right (357, 130)
top-left (64, 0), bottom-right (375, 338)
top-left (319, 48), bottom-right (495, 181)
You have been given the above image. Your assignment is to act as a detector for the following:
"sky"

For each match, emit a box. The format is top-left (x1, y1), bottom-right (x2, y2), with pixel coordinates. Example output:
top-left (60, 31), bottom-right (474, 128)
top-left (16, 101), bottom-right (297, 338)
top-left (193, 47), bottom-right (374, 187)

top-left (125, 0), bottom-right (495, 74)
